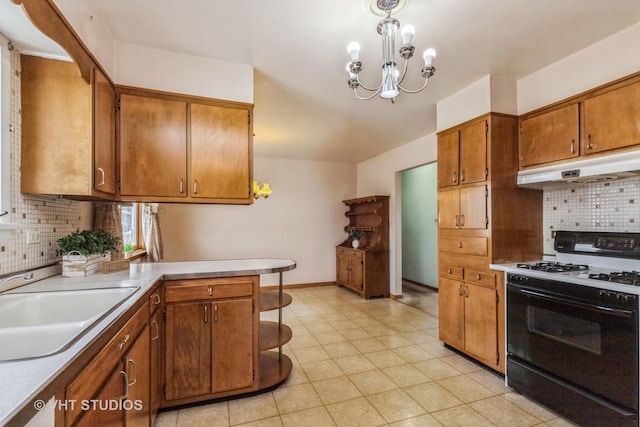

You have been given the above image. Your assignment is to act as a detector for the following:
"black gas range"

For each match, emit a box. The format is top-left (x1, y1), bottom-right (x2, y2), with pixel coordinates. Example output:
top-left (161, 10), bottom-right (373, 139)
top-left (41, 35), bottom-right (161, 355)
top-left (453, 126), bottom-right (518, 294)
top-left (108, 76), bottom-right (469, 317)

top-left (505, 231), bottom-right (640, 427)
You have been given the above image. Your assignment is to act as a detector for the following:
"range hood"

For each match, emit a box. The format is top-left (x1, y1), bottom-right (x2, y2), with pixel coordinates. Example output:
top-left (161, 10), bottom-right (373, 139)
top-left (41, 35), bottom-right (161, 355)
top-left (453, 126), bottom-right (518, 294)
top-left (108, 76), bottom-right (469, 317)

top-left (517, 150), bottom-right (640, 189)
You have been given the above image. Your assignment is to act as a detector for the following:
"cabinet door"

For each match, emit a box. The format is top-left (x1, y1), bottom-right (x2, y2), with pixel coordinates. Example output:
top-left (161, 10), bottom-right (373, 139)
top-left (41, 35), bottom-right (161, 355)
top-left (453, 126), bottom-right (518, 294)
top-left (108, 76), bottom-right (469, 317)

top-left (75, 365), bottom-right (124, 427)
top-left (125, 324), bottom-right (150, 427)
top-left (119, 94), bottom-right (188, 197)
top-left (212, 298), bottom-right (254, 393)
top-left (519, 104), bottom-right (579, 167)
top-left (437, 189), bottom-right (459, 229)
top-left (149, 310), bottom-right (162, 425)
top-left (93, 68), bottom-right (116, 195)
top-left (583, 81), bottom-right (640, 155)
top-left (459, 120), bottom-right (487, 184)
top-left (437, 131), bottom-right (460, 188)
top-left (463, 283), bottom-right (498, 367)
top-left (165, 302), bottom-right (211, 400)
top-left (459, 186), bottom-right (487, 230)
top-left (349, 252), bottom-right (364, 291)
top-left (191, 103), bottom-right (251, 200)
top-left (438, 278), bottom-right (464, 350)
top-left (336, 248), bottom-right (350, 285)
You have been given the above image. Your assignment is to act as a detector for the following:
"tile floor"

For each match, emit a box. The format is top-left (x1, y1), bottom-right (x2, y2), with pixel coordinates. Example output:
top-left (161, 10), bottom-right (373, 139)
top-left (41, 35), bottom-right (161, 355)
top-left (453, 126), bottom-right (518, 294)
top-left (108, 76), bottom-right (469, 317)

top-left (155, 286), bottom-right (577, 427)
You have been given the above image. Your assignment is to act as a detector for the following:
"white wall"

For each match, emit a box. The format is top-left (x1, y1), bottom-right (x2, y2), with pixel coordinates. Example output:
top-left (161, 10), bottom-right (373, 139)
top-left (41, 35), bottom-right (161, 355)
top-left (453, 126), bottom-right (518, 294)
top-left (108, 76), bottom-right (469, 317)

top-left (518, 22), bottom-right (640, 114)
top-left (160, 157), bottom-right (356, 286)
top-left (357, 133), bottom-right (438, 296)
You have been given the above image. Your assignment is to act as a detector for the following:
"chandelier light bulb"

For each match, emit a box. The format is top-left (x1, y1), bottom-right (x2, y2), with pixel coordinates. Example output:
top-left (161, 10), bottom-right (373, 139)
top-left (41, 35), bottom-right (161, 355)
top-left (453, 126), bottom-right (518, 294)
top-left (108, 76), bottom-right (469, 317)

top-left (347, 41), bottom-right (361, 62)
top-left (423, 48), bottom-right (436, 67)
top-left (401, 24), bottom-right (415, 45)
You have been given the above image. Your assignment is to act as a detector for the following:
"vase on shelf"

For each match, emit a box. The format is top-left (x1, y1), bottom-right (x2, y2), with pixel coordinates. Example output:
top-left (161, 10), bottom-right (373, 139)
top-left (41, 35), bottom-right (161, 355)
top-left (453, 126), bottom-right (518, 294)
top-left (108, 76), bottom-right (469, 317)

top-left (352, 239), bottom-right (360, 249)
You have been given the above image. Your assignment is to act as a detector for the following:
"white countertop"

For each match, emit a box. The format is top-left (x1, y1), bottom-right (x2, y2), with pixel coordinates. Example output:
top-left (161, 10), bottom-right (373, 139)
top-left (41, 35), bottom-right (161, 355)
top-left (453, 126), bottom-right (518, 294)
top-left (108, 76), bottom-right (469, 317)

top-left (0, 258), bottom-right (296, 426)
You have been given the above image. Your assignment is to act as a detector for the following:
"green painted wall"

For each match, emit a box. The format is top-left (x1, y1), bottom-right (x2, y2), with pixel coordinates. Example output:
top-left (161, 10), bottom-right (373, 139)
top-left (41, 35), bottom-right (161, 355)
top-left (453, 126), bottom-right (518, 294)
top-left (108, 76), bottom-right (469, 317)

top-left (401, 163), bottom-right (438, 288)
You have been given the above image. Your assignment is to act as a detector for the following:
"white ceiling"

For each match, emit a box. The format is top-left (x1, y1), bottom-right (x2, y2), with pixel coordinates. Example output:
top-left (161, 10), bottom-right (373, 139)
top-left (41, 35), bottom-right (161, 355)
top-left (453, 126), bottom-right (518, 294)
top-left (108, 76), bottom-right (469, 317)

top-left (2, 0), bottom-right (640, 163)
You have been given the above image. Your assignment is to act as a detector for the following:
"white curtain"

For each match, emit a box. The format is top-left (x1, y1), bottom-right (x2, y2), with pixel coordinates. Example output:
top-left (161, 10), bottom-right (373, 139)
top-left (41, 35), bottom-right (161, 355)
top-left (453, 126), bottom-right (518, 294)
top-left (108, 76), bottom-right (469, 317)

top-left (142, 203), bottom-right (163, 262)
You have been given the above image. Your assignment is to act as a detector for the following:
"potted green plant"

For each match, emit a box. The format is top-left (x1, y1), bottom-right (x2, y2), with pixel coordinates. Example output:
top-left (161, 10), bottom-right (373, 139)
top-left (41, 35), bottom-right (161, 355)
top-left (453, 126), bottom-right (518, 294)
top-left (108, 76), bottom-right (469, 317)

top-left (57, 230), bottom-right (121, 277)
top-left (348, 229), bottom-right (364, 249)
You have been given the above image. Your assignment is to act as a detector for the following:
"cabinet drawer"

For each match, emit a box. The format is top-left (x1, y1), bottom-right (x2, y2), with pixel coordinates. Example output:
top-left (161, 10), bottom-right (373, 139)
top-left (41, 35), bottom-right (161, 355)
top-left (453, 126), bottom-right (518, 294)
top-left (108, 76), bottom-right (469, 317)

top-left (464, 269), bottom-right (496, 287)
top-left (440, 236), bottom-right (487, 256)
top-left (439, 265), bottom-right (464, 280)
top-left (165, 276), bottom-right (256, 303)
top-left (65, 300), bottom-right (149, 425)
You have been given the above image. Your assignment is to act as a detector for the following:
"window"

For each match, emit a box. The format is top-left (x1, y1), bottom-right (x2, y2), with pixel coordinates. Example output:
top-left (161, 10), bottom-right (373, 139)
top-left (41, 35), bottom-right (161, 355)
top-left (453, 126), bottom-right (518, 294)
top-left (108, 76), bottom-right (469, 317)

top-left (121, 203), bottom-right (140, 252)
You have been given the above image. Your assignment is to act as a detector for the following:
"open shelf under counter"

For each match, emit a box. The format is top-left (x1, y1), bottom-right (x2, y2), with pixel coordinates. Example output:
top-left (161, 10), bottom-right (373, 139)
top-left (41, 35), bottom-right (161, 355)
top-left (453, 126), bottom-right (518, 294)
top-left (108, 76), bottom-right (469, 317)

top-left (259, 351), bottom-right (293, 390)
top-left (259, 321), bottom-right (292, 351)
top-left (259, 290), bottom-right (293, 311)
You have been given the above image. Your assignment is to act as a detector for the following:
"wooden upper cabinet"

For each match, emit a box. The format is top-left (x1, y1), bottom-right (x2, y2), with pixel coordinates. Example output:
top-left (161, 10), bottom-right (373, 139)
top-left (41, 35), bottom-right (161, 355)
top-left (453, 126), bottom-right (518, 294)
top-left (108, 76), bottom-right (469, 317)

top-left (459, 120), bottom-right (487, 184)
top-left (190, 103), bottom-right (250, 200)
top-left (93, 68), bottom-right (117, 195)
top-left (437, 131), bottom-right (460, 188)
top-left (119, 94), bottom-right (188, 198)
top-left (437, 119), bottom-right (487, 188)
top-left (438, 186), bottom-right (487, 230)
top-left (519, 103), bottom-right (579, 168)
top-left (20, 56), bottom-right (115, 200)
top-left (583, 80), bottom-right (640, 155)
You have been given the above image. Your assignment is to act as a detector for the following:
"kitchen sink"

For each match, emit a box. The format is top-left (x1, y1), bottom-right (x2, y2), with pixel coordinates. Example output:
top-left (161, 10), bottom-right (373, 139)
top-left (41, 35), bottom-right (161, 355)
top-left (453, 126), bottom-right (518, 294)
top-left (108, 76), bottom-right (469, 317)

top-left (0, 287), bottom-right (139, 362)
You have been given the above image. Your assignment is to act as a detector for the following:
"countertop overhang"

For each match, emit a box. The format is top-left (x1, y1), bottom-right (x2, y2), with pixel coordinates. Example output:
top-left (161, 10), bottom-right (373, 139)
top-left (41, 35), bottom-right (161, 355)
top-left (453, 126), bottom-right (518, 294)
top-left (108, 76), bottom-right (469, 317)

top-left (0, 258), bottom-right (296, 426)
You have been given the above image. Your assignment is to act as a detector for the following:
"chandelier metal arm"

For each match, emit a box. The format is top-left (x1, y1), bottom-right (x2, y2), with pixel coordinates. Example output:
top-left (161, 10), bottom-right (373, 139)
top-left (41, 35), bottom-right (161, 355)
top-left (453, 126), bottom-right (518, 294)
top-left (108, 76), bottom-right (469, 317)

top-left (353, 87), bottom-right (382, 100)
top-left (396, 59), bottom-right (410, 85)
top-left (354, 74), bottom-right (383, 92)
top-left (397, 75), bottom-right (432, 94)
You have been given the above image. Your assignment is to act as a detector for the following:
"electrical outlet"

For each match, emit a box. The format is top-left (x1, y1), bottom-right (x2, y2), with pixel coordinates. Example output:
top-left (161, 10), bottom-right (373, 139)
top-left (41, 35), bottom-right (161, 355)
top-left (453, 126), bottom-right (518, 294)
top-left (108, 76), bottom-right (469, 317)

top-left (26, 231), bottom-right (41, 245)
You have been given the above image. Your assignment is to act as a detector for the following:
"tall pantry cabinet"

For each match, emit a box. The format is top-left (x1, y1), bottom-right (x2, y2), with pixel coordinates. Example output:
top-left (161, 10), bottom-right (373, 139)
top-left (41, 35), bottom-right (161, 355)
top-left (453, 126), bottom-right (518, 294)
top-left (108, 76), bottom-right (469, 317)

top-left (437, 113), bottom-right (542, 373)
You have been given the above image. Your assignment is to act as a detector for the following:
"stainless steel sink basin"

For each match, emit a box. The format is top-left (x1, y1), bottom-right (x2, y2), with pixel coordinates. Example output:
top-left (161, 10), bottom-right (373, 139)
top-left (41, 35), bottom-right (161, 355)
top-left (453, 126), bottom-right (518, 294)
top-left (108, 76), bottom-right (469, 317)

top-left (0, 287), bottom-right (138, 362)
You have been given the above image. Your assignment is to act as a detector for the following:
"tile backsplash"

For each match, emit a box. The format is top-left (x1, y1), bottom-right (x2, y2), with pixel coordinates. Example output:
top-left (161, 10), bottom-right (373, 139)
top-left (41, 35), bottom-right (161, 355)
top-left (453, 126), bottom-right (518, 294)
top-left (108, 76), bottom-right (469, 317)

top-left (0, 48), bottom-right (90, 275)
top-left (543, 176), bottom-right (640, 254)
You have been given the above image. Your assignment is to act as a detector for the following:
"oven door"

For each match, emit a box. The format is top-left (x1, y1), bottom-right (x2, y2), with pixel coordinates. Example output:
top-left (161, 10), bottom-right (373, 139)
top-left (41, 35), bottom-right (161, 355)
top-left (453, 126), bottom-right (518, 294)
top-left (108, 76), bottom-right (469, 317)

top-left (507, 281), bottom-right (638, 411)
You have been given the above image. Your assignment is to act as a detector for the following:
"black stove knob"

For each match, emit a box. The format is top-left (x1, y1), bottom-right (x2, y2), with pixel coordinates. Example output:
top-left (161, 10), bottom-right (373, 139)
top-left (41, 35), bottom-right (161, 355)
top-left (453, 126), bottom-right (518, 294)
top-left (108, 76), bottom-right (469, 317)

top-left (598, 290), bottom-right (611, 300)
top-left (616, 293), bottom-right (629, 303)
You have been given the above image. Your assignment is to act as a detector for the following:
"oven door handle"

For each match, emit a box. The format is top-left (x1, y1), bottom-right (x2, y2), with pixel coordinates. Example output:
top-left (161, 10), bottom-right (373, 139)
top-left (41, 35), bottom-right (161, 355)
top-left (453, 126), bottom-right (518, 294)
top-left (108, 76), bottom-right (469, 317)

top-left (519, 288), bottom-right (635, 319)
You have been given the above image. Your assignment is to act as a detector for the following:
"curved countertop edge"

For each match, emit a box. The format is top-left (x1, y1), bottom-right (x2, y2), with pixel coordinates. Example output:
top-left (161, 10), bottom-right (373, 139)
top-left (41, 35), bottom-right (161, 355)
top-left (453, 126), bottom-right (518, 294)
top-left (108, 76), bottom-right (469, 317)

top-left (0, 258), bottom-right (297, 426)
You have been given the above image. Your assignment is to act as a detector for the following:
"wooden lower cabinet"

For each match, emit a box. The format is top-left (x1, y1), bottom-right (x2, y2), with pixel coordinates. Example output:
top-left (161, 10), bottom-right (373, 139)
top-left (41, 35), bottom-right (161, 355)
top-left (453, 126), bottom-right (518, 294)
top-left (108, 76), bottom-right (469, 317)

top-left (336, 246), bottom-right (389, 299)
top-left (438, 277), bottom-right (499, 370)
top-left (162, 276), bottom-right (259, 406)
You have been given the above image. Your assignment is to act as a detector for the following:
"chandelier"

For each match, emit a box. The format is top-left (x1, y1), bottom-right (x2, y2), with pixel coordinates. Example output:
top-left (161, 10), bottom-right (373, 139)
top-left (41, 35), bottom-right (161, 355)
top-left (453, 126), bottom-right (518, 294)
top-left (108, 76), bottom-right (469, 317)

top-left (346, 0), bottom-right (436, 103)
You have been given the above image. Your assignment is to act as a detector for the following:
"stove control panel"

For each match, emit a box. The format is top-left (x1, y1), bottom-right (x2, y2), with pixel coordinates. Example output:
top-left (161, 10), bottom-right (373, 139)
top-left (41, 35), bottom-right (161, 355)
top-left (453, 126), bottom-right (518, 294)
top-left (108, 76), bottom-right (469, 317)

top-left (555, 231), bottom-right (640, 259)
top-left (595, 236), bottom-right (636, 251)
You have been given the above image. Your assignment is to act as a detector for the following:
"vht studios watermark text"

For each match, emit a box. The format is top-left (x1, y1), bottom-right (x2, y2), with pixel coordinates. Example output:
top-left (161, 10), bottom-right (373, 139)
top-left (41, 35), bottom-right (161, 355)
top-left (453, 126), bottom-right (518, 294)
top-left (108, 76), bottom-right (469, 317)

top-left (34, 399), bottom-right (143, 411)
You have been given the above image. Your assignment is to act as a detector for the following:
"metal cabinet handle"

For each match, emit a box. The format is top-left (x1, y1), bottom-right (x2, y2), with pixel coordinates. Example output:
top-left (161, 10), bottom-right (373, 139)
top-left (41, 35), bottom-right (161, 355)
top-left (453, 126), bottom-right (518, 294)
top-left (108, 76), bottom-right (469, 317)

top-left (120, 371), bottom-right (129, 400)
top-left (127, 359), bottom-right (137, 386)
top-left (458, 241), bottom-right (463, 249)
top-left (97, 168), bottom-right (105, 186)
top-left (460, 170), bottom-right (466, 182)
top-left (214, 305), bottom-right (218, 323)
top-left (570, 139), bottom-right (575, 154)
top-left (204, 305), bottom-right (208, 323)
top-left (151, 320), bottom-right (159, 341)
top-left (454, 215), bottom-right (459, 227)
top-left (586, 134), bottom-right (595, 150)
top-left (464, 286), bottom-right (469, 298)
top-left (458, 284), bottom-right (464, 296)
top-left (207, 286), bottom-right (213, 296)
top-left (193, 180), bottom-right (198, 194)
top-left (452, 171), bottom-right (458, 183)
top-left (447, 268), bottom-right (452, 274)
top-left (151, 294), bottom-right (161, 305)
top-left (459, 214), bottom-right (465, 227)
top-left (118, 334), bottom-right (130, 351)
top-left (179, 179), bottom-right (184, 193)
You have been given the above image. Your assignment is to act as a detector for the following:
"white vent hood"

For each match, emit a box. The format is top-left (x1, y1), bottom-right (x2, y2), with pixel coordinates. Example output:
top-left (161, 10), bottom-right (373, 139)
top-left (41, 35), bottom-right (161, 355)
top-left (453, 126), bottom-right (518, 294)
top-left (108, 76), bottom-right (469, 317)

top-left (517, 150), bottom-right (640, 189)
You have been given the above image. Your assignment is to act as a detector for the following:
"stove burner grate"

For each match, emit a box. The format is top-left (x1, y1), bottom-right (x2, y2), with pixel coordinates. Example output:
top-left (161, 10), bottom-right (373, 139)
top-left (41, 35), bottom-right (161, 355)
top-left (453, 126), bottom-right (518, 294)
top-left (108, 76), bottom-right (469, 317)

top-left (517, 262), bottom-right (589, 273)
top-left (589, 271), bottom-right (640, 286)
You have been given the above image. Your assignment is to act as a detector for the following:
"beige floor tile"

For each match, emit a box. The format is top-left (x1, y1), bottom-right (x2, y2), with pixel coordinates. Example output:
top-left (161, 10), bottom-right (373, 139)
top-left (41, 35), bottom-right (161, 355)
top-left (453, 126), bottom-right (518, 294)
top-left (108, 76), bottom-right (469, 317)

top-left (175, 401), bottom-right (229, 426)
top-left (311, 375), bottom-right (363, 405)
top-left (334, 354), bottom-right (377, 375)
top-left (281, 406), bottom-right (337, 427)
top-left (234, 416), bottom-right (283, 427)
top-left (413, 358), bottom-right (462, 380)
top-left (327, 318), bottom-right (360, 330)
top-left (272, 382), bottom-right (323, 415)
top-left (228, 393), bottom-right (279, 425)
top-left (366, 389), bottom-right (426, 423)
top-left (292, 345), bottom-right (331, 364)
top-left (338, 327), bottom-right (372, 340)
top-left (401, 331), bottom-right (438, 345)
top-left (349, 369), bottom-right (399, 396)
top-left (502, 391), bottom-right (559, 422)
top-left (288, 333), bottom-right (320, 349)
top-left (440, 354), bottom-right (485, 374)
top-left (313, 330), bottom-right (346, 345)
top-left (389, 413), bottom-right (443, 427)
top-left (350, 337), bottom-right (387, 353)
top-left (392, 344), bottom-right (436, 363)
top-left (154, 410), bottom-right (178, 427)
top-left (469, 395), bottom-right (542, 426)
top-left (381, 364), bottom-right (431, 388)
top-left (304, 320), bottom-right (336, 334)
top-left (350, 316), bottom-right (382, 328)
top-left (437, 375), bottom-right (496, 403)
top-left (387, 322), bottom-right (419, 333)
top-left (365, 349), bottom-right (407, 369)
top-left (466, 369), bottom-right (510, 394)
top-left (283, 363), bottom-right (310, 386)
top-left (405, 381), bottom-right (464, 412)
top-left (431, 405), bottom-right (495, 426)
top-left (323, 341), bottom-right (360, 358)
top-left (326, 397), bottom-right (387, 427)
top-left (367, 324), bottom-right (399, 337)
top-left (300, 359), bottom-right (345, 382)
top-left (418, 341), bottom-right (455, 357)
top-left (376, 334), bottom-right (414, 349)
